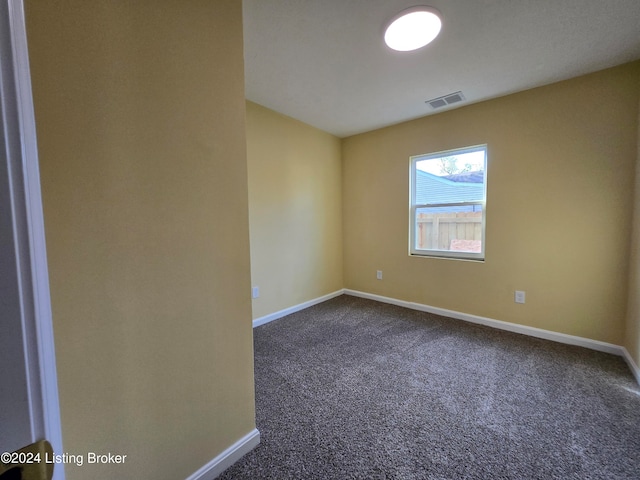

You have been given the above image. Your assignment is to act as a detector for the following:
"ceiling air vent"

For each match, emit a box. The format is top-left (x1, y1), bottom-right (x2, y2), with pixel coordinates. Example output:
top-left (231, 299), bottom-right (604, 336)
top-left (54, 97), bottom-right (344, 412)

top-left (426, 91), bottom-right (465, 109)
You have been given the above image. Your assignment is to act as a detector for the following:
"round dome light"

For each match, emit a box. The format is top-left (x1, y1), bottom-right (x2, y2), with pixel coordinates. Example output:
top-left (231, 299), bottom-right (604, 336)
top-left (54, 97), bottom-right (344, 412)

top-left (384, 6), bottom-right (442, 52)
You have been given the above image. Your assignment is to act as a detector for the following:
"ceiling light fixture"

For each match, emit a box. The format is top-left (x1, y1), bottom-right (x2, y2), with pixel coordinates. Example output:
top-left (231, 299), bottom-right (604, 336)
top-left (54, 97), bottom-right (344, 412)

top-left (384, 6), bottom-right (442, 52)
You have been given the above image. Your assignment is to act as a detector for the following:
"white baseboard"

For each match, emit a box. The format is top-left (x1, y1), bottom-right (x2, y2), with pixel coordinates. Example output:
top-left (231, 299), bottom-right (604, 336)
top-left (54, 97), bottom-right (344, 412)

top-left (344, 289), bottom-right (625, 356)
top-left (185, 428), bottom-right (260, 480)
top-left (621, 347), bottom-right (640, 385)
top-left (253, 290), bottom-right (345, 328)
top-left (250, 288), bottom-right (639, 384)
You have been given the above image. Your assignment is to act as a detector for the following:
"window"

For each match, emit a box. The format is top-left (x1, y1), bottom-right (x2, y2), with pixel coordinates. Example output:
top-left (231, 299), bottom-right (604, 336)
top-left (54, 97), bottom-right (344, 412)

top-left (409, 145), bottom-right (487, 260)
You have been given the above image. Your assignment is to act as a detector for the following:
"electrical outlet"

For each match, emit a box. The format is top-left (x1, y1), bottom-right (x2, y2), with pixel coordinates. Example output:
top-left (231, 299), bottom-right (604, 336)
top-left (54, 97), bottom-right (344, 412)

top-left (515, 290), bottom-right (525, 304)
top-left (376, 270), bottom-right (383, 280)
top-left (252, 286), bottom-right (260, 299)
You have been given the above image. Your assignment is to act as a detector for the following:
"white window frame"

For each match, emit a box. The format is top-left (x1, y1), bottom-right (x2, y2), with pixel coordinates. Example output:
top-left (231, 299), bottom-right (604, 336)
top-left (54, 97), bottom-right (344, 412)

top-left (409, 144), bottom-right (487, 261)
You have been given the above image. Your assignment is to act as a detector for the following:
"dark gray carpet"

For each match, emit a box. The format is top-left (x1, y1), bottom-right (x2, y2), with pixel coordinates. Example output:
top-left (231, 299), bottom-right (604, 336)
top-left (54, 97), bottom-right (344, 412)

top-left (218, 295), bottom-right (640, 479)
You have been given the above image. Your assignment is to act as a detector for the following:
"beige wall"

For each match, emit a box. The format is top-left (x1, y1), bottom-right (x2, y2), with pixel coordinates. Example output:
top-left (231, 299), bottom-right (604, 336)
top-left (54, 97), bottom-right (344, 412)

top-left (625, 92), bottom-right (640, 368)
top-left (343, 62), bottom-right (640, 345)
top-left (25, 1), bottom-right (255, 479)
top-left (246, 102), bottom-right (343, 319)
top-left (22, 3), bottom-right (640, 473)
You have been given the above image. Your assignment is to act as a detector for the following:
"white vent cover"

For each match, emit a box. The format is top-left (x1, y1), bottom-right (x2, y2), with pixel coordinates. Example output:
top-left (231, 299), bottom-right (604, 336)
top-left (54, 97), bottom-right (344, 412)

top-left (426, 91), bottom-right (465, 109)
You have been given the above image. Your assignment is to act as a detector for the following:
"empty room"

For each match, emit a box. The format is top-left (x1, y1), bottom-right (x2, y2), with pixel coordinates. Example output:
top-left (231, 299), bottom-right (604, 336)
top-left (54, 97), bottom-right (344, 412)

top-left (2, 1), bottom-right (639, 480)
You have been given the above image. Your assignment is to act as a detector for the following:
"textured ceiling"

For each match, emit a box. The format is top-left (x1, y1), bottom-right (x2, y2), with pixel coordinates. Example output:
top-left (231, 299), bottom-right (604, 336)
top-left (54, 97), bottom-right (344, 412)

top-left (243, 0), bottom-right (640, 138)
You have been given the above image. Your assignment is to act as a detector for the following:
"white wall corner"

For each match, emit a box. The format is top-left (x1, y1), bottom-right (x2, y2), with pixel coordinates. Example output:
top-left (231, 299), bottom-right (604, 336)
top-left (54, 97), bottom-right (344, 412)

top-left (185, 428), bottom-right (260, 480)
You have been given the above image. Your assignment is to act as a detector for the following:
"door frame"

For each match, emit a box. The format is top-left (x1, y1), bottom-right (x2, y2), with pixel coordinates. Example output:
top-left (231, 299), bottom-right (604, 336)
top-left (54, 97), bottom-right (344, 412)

top-left (1, 1), bottom-right (64, 478)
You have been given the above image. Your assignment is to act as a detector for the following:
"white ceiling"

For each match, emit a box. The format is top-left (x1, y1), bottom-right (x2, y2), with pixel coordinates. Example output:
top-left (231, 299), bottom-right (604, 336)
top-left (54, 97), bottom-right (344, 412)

top-left (243, 0), bottom-right (640, 138)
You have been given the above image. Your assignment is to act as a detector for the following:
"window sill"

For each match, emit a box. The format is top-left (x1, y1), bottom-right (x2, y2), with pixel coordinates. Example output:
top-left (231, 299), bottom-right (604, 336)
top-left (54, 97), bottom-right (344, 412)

top-left (409, 252), bottom-right (485, 262)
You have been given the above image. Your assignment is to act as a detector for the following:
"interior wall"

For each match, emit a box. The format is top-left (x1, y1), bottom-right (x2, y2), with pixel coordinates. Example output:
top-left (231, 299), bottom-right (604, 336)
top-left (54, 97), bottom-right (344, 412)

top-left (342, 62), bottom-right (640, 345)
top-left (625, 91), bottom-right (640, 368)
top-left (25, 1), bottom-right (256, 479)
top-left (246, 101), bottom-right (343, 319)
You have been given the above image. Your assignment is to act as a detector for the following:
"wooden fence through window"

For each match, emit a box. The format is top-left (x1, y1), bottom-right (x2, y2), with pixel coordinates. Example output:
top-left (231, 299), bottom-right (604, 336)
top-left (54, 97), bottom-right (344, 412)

top-left (416, 211), bottom-right (482, 251)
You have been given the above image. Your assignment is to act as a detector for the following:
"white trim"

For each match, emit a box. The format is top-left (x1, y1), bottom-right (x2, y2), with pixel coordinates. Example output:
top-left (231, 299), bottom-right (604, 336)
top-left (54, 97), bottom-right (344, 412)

top-left (185, 428), bottom-right (260, 480)
top-left (621, 347), bottom-right (640, 385)
top-left (344, 289), bottom-right (625, 356)
top-left (253, 290), bottom-right (345, 328)
top-left (409, 144), bottom-right (487, 261)
top-left (2, 1), bottom-right (65, 478)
